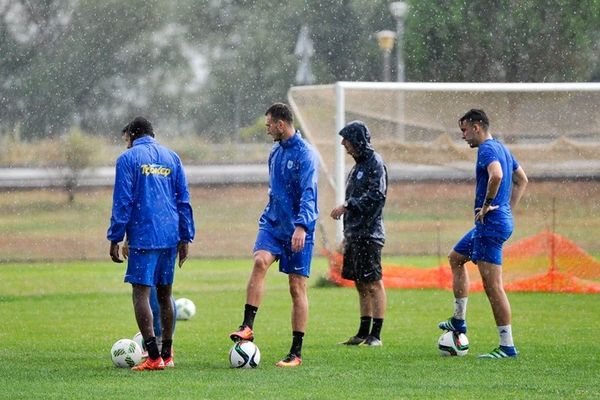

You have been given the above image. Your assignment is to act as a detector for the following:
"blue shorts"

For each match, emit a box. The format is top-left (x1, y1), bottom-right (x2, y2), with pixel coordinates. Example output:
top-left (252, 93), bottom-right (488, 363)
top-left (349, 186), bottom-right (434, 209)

top-left (124, 247), bottom-right (178, 286)
top-left (253, 229), bottom-right (313, 277)
top-left (453, 227), bottom-right (511, 265)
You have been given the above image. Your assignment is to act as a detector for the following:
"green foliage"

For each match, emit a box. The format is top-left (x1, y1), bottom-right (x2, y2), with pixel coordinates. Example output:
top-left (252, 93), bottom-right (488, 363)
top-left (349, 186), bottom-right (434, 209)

top-left (1, 259), bottom-right (600, 399)
top-left (405, 0), bottom-right (600, 82)
top-left (63, 128), bottom-right (99, 172)
top-left (61, 127), bottom-right (103, 202)
top-left (1, 0), bottom-right (599, 142)
top-left (238, 116), bottom-right (271, 143)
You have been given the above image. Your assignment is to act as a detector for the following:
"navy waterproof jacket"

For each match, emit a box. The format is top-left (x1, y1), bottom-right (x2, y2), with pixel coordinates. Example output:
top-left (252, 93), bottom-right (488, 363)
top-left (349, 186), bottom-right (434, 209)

top-left (107, 136), bottom-right (195, 249)
top-left (340, 121), bottom-right (387, 246)
top-left (259, 131), bottom-right (319, 242)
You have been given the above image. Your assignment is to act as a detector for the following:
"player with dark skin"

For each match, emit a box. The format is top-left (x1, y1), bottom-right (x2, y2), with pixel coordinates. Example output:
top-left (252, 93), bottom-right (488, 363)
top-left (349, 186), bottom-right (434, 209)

top-left (108, 117), bottom-right (194, 371)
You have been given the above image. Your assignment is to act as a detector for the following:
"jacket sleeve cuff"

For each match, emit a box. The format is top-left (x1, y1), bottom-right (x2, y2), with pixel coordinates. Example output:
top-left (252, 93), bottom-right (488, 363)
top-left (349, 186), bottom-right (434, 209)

top-left (294, 223), bottom-right (308, 231)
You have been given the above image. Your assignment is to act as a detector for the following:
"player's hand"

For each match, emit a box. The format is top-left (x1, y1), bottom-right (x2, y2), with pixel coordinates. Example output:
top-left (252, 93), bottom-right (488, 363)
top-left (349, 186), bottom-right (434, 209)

top-left (122, 240), bottom-right (129, 259)
top-left (291, 226), bottom-right (306, 252)
top-left (474, 205), bottom-right (499, 223)
top-left (110, 242), bottom-right (123, 263)
top-left (330, 205), bottom-right (346, 220)
top-left (178, 242), bottom-right (189, 268)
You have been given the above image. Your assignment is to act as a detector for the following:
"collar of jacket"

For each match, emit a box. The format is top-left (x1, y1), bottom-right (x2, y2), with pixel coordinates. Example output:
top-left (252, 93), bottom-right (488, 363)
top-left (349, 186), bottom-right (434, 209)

top-left (280, 130), bottom-right (301, 148)
top-left (132, 136), bottom-right (156, 146)
top-left (354, 147), bottom-right (374, 163)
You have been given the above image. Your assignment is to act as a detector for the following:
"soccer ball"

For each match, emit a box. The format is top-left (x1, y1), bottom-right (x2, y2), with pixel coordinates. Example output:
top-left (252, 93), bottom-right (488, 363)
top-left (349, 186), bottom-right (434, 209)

top-left (229, 340), bottom-right (261, 368)
top-left (438, 330), bottom-right (469, 356)
top-left (111, 339), bottom-right (143, 368)
top-left (175, 297), bottom-right (196, 320)
top-left (132, 332), bottom-right (146, 354)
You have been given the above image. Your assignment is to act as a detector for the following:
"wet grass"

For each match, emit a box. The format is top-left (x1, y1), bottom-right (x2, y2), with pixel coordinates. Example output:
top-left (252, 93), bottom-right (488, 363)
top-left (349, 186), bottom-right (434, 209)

top-left (1, 258), bottom-right (599, 399)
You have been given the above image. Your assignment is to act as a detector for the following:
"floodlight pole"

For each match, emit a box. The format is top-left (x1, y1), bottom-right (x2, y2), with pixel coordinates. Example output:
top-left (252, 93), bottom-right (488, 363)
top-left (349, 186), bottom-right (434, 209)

top-left (390, 2), bottom-right (408, 142)
top-left (389, 2), bottom-right (408, 83)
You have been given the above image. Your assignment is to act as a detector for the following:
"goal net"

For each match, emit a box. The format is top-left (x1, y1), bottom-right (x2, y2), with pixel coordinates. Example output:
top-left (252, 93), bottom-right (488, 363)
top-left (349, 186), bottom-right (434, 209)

top-left (289, 82), bottom-right (600, 293)
top-left (289, 82), bottom-right (600, 247)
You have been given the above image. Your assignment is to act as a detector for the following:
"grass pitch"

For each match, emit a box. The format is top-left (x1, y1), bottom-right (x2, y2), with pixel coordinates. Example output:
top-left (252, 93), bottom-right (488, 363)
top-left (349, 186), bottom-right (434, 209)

top-left (1, 257), bottom-right (599, 399)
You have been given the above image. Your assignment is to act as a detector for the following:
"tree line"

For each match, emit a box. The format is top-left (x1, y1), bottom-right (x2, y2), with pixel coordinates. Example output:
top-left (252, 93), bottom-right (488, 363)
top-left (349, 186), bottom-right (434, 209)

top-left (1, 0), bottom-right (598, 141)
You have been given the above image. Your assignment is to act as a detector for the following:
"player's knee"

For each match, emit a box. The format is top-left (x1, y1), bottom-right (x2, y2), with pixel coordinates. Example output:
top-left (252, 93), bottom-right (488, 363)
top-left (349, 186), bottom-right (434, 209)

top-left (253, 254), bottom-right (270, 271)
top-left (448, 251), bottom-right (467, 268)
top-left (288, 279), bottom-right (306, 299)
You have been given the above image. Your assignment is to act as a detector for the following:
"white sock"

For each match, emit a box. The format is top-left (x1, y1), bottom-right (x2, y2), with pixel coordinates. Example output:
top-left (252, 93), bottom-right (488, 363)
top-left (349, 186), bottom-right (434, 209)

top-left (498, 325), bottom-right (514, 347)
top-left (453, 297), bottom-right (468, 320)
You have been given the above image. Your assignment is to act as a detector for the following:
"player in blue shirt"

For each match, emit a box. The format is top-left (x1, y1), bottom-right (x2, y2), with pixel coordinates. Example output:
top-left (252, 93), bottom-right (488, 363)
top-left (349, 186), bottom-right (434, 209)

top-left (108, 117), bottom-right (194, 370)
top-left (229, 103), bottom-right (319, 368)
top-left (438, 109), bottom-right (528, 358)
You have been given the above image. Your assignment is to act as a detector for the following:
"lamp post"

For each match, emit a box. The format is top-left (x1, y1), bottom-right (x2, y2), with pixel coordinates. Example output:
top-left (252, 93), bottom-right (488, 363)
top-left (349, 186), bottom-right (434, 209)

top-left (376, 30), bottom-right (396, 82)
top-left (389, 2), bottom-right (408, 141)
top-left (389, 1), bottom-right (408, 82)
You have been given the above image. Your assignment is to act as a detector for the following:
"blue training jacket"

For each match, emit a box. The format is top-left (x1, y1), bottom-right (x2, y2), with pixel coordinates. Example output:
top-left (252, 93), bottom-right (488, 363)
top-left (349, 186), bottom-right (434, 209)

top-left (107, 136), bottom-right (195, 249)
top-left (258, 131), bottom-right (319, 242)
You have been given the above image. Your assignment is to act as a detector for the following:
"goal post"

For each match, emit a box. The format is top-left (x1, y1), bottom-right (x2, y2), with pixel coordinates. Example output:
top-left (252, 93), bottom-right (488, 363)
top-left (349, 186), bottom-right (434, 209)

top-left (289, 81), bottom-right (600, 247)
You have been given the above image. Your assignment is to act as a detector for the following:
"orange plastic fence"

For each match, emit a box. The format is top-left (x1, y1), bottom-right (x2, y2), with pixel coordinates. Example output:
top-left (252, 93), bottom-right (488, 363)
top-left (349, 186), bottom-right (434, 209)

top-left (326, 231), bottom-right (600, 293)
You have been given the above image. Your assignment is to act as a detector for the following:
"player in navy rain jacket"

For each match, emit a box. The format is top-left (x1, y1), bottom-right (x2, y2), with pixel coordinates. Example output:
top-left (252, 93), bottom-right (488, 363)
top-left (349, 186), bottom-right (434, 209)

top-left (107, 117), bottom-right (194, 370)
top-left (330, 121), bottom-right (388, 347)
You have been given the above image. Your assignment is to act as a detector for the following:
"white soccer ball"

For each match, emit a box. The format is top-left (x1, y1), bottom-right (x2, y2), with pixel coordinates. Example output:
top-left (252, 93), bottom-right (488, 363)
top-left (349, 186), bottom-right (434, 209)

top-left (111, 339), bottom-right (143, 368)
top-left (175, 298), bottom-right (196, 320)
top-left (438, 330), bottom-right (469, 356)
top-left (229, 340), bottom-right (261, 368)
top-left (132, 332), bottom-right (146, 354)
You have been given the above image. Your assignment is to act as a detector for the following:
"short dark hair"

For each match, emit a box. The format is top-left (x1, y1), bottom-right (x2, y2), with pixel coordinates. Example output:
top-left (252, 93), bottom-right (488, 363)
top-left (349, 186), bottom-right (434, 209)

top-left (127, 117), bottom-right (154, 139)
top-left (265, 103), bottom-right (293, 125)
top-left (459, 109), bottom-right (489, 130)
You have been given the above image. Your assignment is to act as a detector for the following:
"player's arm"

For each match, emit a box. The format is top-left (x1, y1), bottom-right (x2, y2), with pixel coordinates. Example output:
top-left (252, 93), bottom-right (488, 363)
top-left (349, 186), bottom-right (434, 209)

top-left (475, 161), bottom-right (502, 223)
top-left (174, 158), bottom-right (194, 267)
top-left (510, 166), bottom-right (528, 209)
top-left (107, 156), bottom-right (134, 263)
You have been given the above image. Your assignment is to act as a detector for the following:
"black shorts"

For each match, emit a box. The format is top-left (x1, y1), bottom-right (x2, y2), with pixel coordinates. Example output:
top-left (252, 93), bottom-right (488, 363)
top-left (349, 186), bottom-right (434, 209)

top-left (342, 240), bottom-right (383, 283)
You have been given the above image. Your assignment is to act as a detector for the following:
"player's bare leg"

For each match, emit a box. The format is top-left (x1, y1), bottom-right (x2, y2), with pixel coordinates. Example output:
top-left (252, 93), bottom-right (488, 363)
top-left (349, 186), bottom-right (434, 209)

top-left (132, 284), bottom-right (154, 339)
top-left (276, 273), bottom-right (307, 367)
top-left (289, 273), bottom-right (308, 332)
top-left (157, 284), bottom-right (174, 366)
top-left (438, 250), bottom-right (470, 333)
top-left (230, 250), bottom-right (276, 342)
top-left (449, 250), bottom-right (470, 298)
top-left (246, 250), bottom-right (276, 306)
top-left (478, 261), bottom-right (511, 326)
top-left (131, 284), bottom-right (165, 370)
top-left (477, 261), bottom-right (517, 358)
top-left (357, 280), bottom-right (385, 346)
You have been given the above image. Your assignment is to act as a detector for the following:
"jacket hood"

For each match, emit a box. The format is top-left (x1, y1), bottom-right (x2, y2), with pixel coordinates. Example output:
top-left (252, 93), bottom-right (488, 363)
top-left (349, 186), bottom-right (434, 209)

top-left (339, 121), bottom-right (374, 161)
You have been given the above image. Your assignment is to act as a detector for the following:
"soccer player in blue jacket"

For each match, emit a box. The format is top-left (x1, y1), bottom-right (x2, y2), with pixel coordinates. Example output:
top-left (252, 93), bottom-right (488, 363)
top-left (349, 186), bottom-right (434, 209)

top-left (119, 124), bottom-right (177, 357)
top-left (438, 109), bottom-right (528, 358)
top-left (229, 103), bottom-right (319, 368)
top-left (107, 117), bottom-right (195, 370)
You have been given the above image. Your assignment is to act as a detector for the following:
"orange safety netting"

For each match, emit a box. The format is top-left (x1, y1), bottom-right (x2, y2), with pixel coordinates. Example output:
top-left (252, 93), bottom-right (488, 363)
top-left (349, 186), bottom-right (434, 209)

top-left (326, 231), bottom-right (600, 293)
